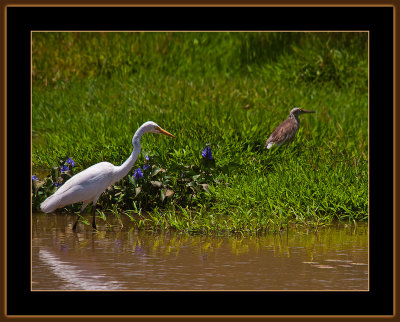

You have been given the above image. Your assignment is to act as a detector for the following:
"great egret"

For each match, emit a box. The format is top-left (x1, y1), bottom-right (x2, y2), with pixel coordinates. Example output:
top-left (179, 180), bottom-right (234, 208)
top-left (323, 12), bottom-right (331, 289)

top-left (40, 121), bottom-right (175, 231)
top-left (265, 108), bottom-right (315, 149)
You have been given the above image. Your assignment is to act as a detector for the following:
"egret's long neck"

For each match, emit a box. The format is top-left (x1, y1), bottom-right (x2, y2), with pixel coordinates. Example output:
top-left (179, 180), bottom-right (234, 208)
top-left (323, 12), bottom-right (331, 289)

top-left (113, 126), bottom-right (146, 182)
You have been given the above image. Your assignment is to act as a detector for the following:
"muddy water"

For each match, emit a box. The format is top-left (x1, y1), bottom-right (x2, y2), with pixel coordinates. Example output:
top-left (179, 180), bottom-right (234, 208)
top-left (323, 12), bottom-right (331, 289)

top-left (32, 213), bottom-right (368, 291)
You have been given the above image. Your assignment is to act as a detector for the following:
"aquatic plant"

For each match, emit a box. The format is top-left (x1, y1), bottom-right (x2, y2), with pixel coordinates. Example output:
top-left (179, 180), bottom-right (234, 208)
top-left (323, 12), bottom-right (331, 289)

top-left (201, 146), bottom-right (213, 160)
top-left (60, 165), bottom-right (69, 173)
top-left (66, 158), bottom-right (76, 167)
top-left (133, 168), bottom-right (144, 180)
top-left (31, 146), bottom-right (225, 216)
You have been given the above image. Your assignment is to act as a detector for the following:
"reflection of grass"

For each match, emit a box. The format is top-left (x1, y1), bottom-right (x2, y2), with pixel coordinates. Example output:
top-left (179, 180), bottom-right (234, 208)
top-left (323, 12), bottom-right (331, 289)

top-left (35, 214), bottom-right (368, 260)
top-left (32, 32), bottom-right (368, 233)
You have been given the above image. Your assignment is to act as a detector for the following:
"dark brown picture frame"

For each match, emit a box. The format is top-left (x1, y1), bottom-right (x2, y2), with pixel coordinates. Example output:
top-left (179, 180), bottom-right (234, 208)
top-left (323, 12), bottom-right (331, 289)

top-left (0, 1), bottom-right (397, 320)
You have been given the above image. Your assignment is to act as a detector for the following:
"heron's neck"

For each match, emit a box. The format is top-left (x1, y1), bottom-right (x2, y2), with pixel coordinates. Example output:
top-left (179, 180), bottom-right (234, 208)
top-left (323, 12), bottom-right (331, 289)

top-left (290, 113), bottom-right (300, 124)
top-left (113, 127), bottom-right (146, 182)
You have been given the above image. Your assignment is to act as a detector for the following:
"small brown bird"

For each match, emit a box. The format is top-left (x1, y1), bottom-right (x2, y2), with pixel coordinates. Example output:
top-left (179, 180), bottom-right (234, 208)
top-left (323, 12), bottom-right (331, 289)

top-left (265, 107), bottom-right (315, 149)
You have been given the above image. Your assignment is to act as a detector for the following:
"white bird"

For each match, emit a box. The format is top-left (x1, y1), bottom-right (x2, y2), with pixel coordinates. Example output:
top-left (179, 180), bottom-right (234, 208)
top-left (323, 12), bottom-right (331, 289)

top-left (40, 121), bottom-right (175, 231)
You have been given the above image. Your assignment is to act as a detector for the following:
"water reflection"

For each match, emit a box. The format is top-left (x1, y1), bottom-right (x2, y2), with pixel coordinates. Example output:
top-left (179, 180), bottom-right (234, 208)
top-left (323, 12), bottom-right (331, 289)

top-left (32, 213), bottom-right (368, 291)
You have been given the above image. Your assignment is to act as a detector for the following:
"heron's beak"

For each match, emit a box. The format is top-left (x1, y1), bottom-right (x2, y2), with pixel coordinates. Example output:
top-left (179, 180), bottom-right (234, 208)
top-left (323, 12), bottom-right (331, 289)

top-left (302, 110), bottom-right (315, 114)
top-left (157, 127), bottom-right (175, 138)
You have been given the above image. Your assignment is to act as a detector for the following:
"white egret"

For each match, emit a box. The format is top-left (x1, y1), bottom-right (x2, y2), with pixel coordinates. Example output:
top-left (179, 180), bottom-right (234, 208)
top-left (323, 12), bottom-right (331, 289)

top-left (40, 121), bottom-right (175, 231)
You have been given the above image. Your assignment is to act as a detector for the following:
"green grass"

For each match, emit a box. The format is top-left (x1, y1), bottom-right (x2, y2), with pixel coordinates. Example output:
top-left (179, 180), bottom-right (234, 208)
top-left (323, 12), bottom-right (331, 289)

top-left (32, 32), bottom-right (368, 233)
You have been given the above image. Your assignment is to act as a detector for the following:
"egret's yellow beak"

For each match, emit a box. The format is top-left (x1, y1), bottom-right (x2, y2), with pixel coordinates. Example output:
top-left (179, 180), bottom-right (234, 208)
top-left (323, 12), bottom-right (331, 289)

top-left (157, 127), bottom-right (175, 138)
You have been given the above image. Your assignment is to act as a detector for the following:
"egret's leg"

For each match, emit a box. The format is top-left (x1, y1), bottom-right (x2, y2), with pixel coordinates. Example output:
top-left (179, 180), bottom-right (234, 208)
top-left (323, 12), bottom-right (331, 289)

top-left (73, 202), bottom-right (89, 232)
top-left (92, 196), bottom-right (100, 230)
top-left (92, 203), bottom-right (97, 230)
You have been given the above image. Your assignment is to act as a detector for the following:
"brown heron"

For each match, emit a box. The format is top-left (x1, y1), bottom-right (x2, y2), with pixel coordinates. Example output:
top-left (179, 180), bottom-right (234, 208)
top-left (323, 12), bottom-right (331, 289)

top-left (265, 107), bottom-right (315, 149)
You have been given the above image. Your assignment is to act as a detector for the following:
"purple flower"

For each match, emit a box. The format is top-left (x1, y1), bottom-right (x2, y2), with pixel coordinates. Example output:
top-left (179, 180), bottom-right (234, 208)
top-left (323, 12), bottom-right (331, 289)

top-left (32, 175), bottom-right (39, 181)
top-left (60, 165), bottom-right (69, 172)
top-left (143, 155), bottom-right (150, 171)
top-left (201, 146), bottom-right (213, 160)
top-left (66, 158), bottom-right (75, 167)
top-left (54, 182), bottom-right (61, 187)
top-left (133, 167), bottom-right (143, 179)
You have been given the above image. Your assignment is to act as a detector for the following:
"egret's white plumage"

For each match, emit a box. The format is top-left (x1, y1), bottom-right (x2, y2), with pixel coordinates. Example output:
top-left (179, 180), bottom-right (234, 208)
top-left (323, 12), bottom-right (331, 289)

top-left (40, 162), bottom-right (116, 213)
top-left (40, 121), bottom-right (175, 229)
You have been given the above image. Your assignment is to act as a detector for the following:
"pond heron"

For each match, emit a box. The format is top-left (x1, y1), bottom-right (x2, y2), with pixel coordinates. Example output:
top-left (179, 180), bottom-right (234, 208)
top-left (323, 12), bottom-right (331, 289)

top-left (265, 107), bottom-right (315, 149)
